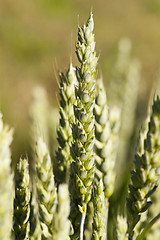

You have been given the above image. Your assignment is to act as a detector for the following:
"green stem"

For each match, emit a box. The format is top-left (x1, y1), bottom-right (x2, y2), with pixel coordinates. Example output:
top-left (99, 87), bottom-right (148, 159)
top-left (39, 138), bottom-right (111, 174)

top-left (135, 213), bottom-right (160, 240)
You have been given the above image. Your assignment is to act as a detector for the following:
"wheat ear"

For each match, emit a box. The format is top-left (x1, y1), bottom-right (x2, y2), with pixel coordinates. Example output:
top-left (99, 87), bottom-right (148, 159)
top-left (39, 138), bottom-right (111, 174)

top-left (94, 78), bottom-right (121, 238)
top-left (70, 12), bottom-right (98, 240)
top-left (56, 63), bottom-right (77, 183)
top-left (13, 158), bottom-right (30, 240)
top-left (127, 96), bottom-right (160, 239)
top-left (94, 78), bottom-right (120, 199)
top-left (35, 137), bottom-right (57, 239)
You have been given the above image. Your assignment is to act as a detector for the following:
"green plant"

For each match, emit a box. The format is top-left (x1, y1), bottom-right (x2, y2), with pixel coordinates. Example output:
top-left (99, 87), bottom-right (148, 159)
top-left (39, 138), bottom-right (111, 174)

top-left (0, 12), bottom-right (160, 240)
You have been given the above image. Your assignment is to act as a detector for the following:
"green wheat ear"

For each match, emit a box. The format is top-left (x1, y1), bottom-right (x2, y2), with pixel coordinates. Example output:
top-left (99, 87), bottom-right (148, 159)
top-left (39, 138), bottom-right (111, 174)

top-left (133, 117), bottom-right (149, 238)
top-left (94, 77), bottom-right (120, 199)
top-left (127, 96), bottom-right (160, 240)
top-left (35, 137), bottom-right (57, 239)
top-left (94, 78), bottom-right (120, 240)
top-left (13, 158), bottom-right (30, 240)
top-left (70, 12), bottom-right (98, 239)
top-left (56, 63), bottom-right (77, 184)
top-left (0, 113), bottom-right (13, 240)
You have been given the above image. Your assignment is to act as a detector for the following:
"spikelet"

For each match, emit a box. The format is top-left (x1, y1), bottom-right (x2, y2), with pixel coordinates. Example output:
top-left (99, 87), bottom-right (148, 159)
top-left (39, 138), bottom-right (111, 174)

top-left (70, 12), bottom-right (98, 239)
top-left (35, 137), bottom-right (57, 239)
top-left (127, 96), bottom-right (160, 240)
top-left (136, 117), bottom-right (149, 156)
top-left (94, 78), bottom-right (120, 199)
top-left (56, 64), bottom-right (77, 183)
top-left (0, 113), bottom-right (13, 240)
top-left (91, 179), bottom-right (106, 240)
top-left (52, 184), bottom-right (70, 240)
top-left (13, 158), bottom-right (30, 240)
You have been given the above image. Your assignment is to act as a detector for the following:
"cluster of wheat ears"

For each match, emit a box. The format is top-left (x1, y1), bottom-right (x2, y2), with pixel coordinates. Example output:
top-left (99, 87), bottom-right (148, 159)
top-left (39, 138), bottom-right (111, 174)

top-left (0, 13), bottom-right (160, 240)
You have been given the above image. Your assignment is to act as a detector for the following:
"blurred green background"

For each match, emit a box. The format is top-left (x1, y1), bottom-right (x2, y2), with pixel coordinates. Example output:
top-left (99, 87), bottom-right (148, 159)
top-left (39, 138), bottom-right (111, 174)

top-left (1, 0), bottom-right (160, 162)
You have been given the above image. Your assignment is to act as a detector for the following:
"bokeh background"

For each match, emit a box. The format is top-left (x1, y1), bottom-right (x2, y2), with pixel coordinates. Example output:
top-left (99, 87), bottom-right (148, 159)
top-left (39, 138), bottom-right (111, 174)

top-left (1, 0), bottom-right (160, 162)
